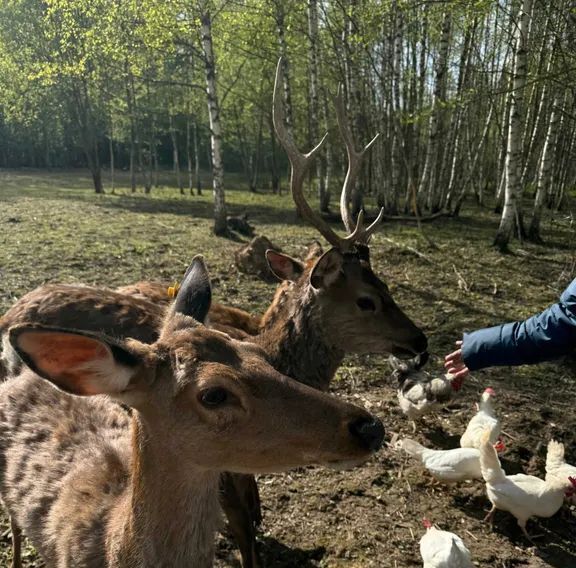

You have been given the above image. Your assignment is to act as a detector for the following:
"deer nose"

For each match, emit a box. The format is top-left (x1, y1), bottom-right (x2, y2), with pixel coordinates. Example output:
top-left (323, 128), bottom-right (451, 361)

top-left (349, 416), bottom-right (384, 452)
top-left (412, 332), bottom-right (428, 355)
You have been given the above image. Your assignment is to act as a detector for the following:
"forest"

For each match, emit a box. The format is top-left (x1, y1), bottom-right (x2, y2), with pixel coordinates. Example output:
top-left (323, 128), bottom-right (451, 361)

top-left (0, 0), bottom-right (574, 247)
top-left (0, 1), bottom-right (575, 567)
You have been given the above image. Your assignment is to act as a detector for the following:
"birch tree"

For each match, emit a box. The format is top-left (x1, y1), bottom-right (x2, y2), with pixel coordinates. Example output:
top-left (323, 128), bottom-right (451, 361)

top-left (198, 1), bottom-right (227, 236)
top-left (527, 91), bottom-right (563, 243)
top-left (417, 10), bottom-right (451, 212)
top-left (494, 0), bottom-right (533, 251)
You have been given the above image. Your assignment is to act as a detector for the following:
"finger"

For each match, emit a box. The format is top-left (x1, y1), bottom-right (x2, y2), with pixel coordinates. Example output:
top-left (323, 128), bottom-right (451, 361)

top-left (456, 340), bottom-right (463, 347)
top-left (444, 350), bottom-right (461, 362)
top-left (452, 369), bottom-right (469, 381)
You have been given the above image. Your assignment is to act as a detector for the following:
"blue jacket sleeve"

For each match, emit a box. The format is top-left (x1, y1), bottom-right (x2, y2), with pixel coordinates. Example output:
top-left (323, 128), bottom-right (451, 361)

top-left (462, 279), bottom-right (576, 371)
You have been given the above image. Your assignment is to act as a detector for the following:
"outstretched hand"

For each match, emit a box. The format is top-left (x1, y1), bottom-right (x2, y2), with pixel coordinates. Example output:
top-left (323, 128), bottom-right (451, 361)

top-left (444, 341), bottom-right (470, 381)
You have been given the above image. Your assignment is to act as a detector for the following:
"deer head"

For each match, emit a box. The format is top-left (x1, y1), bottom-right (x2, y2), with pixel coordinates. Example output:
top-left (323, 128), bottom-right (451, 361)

top-left (269, 59), bottom-right (427, 360)
top-left (9, 257), bottom-right (384, 474)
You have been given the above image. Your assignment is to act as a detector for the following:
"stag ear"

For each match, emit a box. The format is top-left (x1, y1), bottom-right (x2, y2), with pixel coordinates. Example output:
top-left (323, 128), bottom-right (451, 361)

top-left (310, 248), bottom-right (344, 289)
top-left (9, 326), bottom-right (143, 397)
top-left (265, 250), bottom-right (305, 282)
top-left (173, 256), bottom-right (212, 323)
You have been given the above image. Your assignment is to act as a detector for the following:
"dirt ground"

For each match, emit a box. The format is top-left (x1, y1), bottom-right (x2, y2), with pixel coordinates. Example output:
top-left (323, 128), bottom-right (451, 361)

top-left (0, 170), bottom-right (575, 567)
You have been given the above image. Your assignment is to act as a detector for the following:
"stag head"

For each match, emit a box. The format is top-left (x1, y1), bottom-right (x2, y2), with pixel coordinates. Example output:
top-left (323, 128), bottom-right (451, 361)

top-left (270, 59), bottom-right (427, 360)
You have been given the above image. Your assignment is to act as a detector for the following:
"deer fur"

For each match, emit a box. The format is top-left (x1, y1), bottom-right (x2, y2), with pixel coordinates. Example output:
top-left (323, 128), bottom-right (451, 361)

top-left (116, 281), bottom-right (261, 337)
top-left (0, 258), bottom-right (384, 567)
top-left (257, 247), bottom-right (426, 391)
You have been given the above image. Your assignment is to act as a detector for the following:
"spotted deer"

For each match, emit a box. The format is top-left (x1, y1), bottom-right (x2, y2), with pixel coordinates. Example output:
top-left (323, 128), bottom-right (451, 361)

top-left (0, 62), bottom-right (428, 568)
top-left (0, 257), bottom-right (384, 568)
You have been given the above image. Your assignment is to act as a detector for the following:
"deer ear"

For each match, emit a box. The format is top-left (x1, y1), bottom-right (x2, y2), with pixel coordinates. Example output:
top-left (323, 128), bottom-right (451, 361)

top-left (310, 248), bottom-right (344, 289)
top-left (9, 326), bottom-right (143, 397)
top-left (265, 250), bottom-right (305, 282)
top-left (174, 255), bottom-right (212, 323)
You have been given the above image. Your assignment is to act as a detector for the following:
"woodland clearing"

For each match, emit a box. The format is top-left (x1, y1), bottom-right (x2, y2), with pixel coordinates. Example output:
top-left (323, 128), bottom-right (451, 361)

top-left (0, 170), bottom-right (574, 567)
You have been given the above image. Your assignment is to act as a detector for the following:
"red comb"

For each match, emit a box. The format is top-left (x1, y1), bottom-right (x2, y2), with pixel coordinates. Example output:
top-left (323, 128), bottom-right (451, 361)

top-left (484, 387), bottom-right (495, 395)
top-left (569, 476), bottom-right (576, 488)
top-left (422, 518), bottom-right (432, 529)
top-left (494, 439), bottom-right (506, 453)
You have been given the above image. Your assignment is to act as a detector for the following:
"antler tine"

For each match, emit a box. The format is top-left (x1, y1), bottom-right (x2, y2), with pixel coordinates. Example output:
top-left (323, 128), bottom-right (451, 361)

top-left (333, 84), bottom-right (382, 244)
top-left (272, 58), bottom-right (346, 250)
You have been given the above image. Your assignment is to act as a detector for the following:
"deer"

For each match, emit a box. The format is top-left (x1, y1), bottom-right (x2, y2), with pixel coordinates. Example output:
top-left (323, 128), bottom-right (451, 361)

top-left (0, 61), bottom-right (428, 568)
top-left (0, 256), bottom-right (384, 568)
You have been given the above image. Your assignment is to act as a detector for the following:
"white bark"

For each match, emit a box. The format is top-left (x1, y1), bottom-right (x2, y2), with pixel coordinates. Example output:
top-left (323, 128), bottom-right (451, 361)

top-left (528, 91), bottom-right (563, 242)
top-left (494, 0), bottom-right (532, 250)
top-left (199, 4), bottom-right (227, 235)
top-left (417, 11), bottom-right (451, 211)
top-left (308, 0), bottom-right (328, 210)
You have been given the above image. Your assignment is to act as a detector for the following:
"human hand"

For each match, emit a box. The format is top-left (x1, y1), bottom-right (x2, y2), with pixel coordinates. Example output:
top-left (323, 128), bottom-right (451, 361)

top-left (444, 340), bottom-right (470, 381)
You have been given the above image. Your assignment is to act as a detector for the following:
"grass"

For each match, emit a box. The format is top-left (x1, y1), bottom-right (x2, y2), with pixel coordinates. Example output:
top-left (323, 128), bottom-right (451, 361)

top-left (0, 168), bottom-right (575, 567)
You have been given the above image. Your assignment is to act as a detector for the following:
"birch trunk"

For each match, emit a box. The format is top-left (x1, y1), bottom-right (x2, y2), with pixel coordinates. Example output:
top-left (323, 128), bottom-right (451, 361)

top-left (193, 118), bottom-right (202, 196)
top-left (169, 113), bottom-right (184, 195)
top-left (187, 114), bottom-right (194, 195)
top-left (494, 0), bottom-right (532, 251)
top-left (125, 68), bottom-right (137, 194)
top-left (109, 115), bottom-right (115, 193)
top-left (417, 11), bottom-right (451, 212)
top-left (274, 0), bottom-right (293, 135)
top-left (527, 91), bottom-right (562, 243)
top-left (199, 5), bottom-right (227, 236)
top-left (308, 0), bottom-right (328, 211)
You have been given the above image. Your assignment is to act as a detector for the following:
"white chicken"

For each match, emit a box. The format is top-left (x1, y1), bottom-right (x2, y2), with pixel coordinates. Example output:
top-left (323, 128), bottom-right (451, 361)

top-left (460, 387), bottom-right (500, 449)
top-left (419, 519), bottom-right (474, 568)
top-left (390, 355), bottom-right (462, 431)
top-left (397, 438), bottom-right (505, 483)
top-left (545, 439), bottom-right (576, 503)
top-left (479, 431), bottom-right (566, 538)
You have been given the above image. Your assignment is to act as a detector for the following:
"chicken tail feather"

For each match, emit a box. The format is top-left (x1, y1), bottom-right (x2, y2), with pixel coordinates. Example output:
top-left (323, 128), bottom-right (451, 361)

top-left (545, 440), bottom-right (565, 475)
top-left (398, 438), bottom-right (428, 460)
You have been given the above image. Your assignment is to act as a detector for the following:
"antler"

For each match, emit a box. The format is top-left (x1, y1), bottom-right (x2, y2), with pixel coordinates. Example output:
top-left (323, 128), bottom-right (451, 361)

top-left (333, 85), bottom-right (384, 244)
top-left (273, 59), bottom-right (345, 249)
top-left (272, 58), bottom-right (382, 251)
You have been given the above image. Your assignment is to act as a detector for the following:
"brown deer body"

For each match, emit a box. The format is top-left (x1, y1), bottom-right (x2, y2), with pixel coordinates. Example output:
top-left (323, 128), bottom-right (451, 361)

top-left (0, 258), bottom-right (383, 567)
top-left (116, 280), bottom-right (262, 337)
top-left (0, 62), bottom-right (428, 567)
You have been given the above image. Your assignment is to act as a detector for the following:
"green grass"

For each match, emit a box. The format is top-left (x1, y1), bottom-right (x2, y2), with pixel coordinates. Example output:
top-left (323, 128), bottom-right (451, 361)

top-left (0, 168), bottom-right (575, 567)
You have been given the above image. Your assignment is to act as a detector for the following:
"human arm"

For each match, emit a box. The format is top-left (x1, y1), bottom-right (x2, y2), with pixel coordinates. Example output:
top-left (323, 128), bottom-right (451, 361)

top-left (451, 279), bottom-right (576, 372)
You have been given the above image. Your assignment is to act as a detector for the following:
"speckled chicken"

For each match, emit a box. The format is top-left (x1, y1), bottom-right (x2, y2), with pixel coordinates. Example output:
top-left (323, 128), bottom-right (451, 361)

top-left (390, 355), bottom-right (462, 431)
top-left (419, 520), bottom-right (474, 568)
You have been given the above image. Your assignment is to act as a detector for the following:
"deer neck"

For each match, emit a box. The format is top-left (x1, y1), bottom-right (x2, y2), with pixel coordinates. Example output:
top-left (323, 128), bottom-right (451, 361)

top-left (110, 414), bottom-right (220, 568)
top-left (257, 284), bottom-right (344, 391)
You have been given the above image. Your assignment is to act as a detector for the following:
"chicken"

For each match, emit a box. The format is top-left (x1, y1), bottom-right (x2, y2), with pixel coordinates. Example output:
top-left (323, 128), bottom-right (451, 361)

top-left (397, 438), bottom-right (505, 484)
top-left (419, 519), bottom-right (474, 568)
top-left (545, 439), bottom-right (576, 503)
top-left (460, 387), bottom-right (500, 449)
top-left (390, 355), bottom-right (462, 431)
top-left (479, 431), bottom-right (566, 538)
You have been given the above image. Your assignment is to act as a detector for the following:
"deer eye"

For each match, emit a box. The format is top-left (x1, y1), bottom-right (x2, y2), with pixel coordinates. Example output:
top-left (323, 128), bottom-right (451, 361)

top-left (199, 387), bottom-right (229, 408)
top-left (356, 297), bottom-right (376, 311)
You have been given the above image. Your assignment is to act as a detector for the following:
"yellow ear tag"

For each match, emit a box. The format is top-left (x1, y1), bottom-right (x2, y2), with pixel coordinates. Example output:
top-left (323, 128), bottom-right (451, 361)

top-left (167, 282), bottom-right (180, 299)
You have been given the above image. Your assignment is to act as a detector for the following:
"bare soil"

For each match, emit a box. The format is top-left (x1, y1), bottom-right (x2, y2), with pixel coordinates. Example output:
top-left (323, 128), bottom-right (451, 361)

top-left (0, 170), bottom-right (575, 567)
